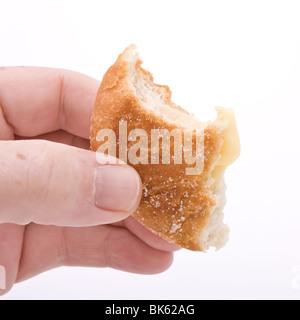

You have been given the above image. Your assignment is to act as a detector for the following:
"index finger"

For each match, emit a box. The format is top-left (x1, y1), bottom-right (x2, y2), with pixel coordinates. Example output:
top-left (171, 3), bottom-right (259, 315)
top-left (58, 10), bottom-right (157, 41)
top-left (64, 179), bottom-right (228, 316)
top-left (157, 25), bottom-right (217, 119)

top-left (0, 67), bottom-right (100, 139)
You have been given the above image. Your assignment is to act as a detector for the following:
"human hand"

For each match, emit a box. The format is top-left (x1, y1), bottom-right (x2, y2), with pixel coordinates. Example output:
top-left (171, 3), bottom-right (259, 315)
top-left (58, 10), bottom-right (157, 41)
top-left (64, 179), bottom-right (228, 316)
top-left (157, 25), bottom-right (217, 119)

top-left (0, 67), bottom-right (179, 295)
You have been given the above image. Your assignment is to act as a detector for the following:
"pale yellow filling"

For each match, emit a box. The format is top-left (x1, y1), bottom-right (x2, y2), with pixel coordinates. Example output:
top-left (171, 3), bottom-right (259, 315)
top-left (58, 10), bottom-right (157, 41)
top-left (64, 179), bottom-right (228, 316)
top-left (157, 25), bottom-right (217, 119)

top-left (212, 107), bottom-right (241, 186)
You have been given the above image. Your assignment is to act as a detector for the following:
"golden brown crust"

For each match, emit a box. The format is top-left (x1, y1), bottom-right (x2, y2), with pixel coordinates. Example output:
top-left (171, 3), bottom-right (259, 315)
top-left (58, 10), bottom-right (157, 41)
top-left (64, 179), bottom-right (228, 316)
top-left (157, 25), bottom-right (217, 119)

top-left (90, 46), bottom-right (224, 251)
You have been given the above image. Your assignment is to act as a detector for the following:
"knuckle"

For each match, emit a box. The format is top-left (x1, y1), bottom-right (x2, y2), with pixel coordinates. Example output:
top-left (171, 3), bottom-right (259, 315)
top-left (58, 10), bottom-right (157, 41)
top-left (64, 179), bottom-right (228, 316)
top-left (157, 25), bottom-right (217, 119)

top-left (25, 141), bottom-right (55, 202)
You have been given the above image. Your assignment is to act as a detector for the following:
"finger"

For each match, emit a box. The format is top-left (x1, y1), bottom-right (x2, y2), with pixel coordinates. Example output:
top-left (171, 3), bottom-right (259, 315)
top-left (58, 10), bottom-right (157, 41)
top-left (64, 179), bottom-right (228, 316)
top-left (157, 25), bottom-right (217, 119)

top-left (16, 224), bottom-right (174, 282)
top-left (0, 140), bottom-right (142, 226)
top-left (0, 224), bottom-right (24, 296)
top-left (124, 217), bottom-right (182, 252)
top-left (0, 67), bottom-right (100, 139)
top-left (14, 130), bottom-right (90, 150)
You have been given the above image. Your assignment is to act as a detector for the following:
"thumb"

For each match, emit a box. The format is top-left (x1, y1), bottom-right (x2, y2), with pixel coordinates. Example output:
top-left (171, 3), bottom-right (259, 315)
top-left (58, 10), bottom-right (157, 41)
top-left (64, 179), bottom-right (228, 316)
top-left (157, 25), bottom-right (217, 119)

top-left (0, 140), bottom-right (142, 226)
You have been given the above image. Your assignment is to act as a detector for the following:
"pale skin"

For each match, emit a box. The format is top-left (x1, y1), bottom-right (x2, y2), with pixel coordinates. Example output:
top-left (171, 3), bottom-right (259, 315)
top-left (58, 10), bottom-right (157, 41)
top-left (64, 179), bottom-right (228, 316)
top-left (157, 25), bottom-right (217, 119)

top-left (0, 67), bottom-right (180, 296)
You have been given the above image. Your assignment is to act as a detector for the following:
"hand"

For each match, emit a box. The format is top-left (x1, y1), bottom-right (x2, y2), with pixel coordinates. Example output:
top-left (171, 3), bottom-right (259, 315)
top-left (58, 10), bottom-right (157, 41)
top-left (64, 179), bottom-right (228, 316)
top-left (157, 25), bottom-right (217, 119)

top-left (0, 67), bottom-right (179, 296)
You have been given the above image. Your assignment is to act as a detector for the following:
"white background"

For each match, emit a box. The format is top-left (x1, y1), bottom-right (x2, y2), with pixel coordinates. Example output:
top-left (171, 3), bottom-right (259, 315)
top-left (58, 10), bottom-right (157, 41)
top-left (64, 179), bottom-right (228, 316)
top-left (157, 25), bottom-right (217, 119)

top-left (1, 0), bottom-right (300, 300)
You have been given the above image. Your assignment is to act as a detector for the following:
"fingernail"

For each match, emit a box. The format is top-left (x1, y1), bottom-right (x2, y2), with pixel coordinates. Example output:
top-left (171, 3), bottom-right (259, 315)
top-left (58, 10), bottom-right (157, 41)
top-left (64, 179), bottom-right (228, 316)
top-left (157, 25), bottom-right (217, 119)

top-left (94, 165), bottom-right (141, 212)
